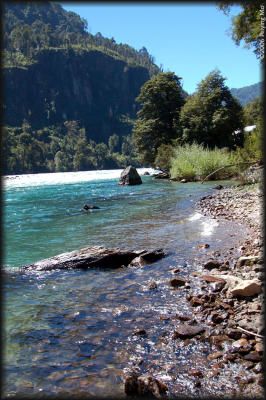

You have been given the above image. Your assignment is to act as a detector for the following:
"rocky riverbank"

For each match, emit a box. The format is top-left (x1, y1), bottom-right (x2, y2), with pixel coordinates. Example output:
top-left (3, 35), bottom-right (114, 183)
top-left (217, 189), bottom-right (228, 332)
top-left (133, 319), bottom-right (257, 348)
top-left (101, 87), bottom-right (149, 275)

top-left (192, 183), bottom-right (264, 397)
top-left (125, 183), bottom-right (264, 398)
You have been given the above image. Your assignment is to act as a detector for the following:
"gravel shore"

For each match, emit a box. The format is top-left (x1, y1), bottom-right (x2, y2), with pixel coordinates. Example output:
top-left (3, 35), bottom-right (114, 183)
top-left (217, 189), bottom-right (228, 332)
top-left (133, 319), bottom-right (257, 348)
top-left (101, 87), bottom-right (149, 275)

top-left (125, 182), bottom-right (264, 398)
top-left (193, 183), bottom-right (264, 397)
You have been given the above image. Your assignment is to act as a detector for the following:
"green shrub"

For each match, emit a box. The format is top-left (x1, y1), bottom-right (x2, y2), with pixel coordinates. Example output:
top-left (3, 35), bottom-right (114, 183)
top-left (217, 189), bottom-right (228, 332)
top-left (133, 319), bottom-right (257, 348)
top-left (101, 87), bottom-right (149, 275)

top-left (170, 142), bottom-right (238, 181)
top-left (234, 118), bottom-right (263, 163)
top-left (154, 143), bottom-right (175, 171)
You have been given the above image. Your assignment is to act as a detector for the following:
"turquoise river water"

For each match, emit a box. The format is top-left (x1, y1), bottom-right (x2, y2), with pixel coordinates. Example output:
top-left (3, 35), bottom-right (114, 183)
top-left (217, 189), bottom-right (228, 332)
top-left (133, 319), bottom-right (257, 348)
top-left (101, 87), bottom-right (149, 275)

top-left (3, 169), bottom-right (249, 398)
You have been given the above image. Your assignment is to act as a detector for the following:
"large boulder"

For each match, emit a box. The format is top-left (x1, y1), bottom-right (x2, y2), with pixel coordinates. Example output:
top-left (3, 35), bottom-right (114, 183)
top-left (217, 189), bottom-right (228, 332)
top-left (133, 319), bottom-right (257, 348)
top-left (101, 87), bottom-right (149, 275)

top-left (119, 166), bottom-right (142, 185)
top-left (20, 246), bottom-right (165, 271)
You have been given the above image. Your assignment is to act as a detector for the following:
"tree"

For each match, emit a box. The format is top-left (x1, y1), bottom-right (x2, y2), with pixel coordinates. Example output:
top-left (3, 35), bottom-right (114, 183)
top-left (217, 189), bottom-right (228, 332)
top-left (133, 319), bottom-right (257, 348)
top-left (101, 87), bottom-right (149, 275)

top-left (108, 133), bottom-right (119, 153)
top-left (132, 72), bottom-right (185, 166)
top-left (54, 150), bottom-right (71, 171)
top-left (243, 96), bottom-right (263, 126)
top-left (217, 1), bottom-right (262, 59)
top-left (180, 70), bottom-right (244, 149)
top-left (154, 143), bottom-right (175, 171)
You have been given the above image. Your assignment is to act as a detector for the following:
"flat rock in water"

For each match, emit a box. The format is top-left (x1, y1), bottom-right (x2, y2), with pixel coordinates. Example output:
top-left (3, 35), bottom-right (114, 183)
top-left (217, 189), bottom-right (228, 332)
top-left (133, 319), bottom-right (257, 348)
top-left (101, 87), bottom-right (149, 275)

top-left (130, 249), bottom-right (165, 267)
top-left (173, 323), bottom-right (205, 339)
top-left (21, 246), bottom-right (165, 271)
top-left (119, 165), bottom-right (142, 185)
top-left (154, 172), bottom-right (170, 179)
top-left (169, 277), bottom-right (187, 288)
top-left (125, 372), bottom-right (168, 398)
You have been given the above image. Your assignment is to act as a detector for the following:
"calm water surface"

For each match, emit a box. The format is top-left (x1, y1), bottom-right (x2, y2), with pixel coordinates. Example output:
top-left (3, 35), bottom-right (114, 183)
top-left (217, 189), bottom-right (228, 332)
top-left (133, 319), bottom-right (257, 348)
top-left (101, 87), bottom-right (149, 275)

top-left (3, 170), bottom-right (249, 397)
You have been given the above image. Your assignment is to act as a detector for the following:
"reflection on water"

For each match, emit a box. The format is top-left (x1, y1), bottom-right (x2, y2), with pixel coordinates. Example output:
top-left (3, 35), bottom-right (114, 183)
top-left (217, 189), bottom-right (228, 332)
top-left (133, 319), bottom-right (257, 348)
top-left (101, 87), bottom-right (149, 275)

top-left (3, 173), bottom-right (249, 397)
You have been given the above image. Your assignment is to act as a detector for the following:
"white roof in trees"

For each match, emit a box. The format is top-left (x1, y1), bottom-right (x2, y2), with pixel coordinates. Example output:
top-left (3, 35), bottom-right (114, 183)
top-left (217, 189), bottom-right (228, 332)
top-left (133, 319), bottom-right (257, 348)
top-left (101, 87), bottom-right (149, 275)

top-left (244, 125), bottom-right (256, 132)
top-left (233, 125), bottom-right (257, 135)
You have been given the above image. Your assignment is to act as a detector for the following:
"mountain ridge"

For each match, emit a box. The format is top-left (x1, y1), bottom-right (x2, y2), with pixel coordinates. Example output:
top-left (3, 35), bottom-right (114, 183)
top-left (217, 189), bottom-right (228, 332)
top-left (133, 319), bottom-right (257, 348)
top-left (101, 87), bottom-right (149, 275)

top-left (230, 81), bottom-right (263, 106)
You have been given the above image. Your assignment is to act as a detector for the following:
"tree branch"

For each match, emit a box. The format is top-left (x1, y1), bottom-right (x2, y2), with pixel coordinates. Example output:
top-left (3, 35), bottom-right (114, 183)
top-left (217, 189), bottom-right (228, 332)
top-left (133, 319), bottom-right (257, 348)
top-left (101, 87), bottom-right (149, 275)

top-left (201, 160), bottom-right (261, 184)
top-left (235, 326), bottom-right (264, 339)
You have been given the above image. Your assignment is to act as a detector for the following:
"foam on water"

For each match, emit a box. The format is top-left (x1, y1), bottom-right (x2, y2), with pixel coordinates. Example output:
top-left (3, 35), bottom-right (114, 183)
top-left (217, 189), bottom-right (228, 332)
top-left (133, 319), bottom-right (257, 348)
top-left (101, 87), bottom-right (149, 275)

top-left (187, 211), bottom-right (219, 236)
top-left (188, 212), bottom-right (202, 221)
top-left (201, 218), bottom-right (219, 236)
top-left (3, 168), bottom-right (159, 189)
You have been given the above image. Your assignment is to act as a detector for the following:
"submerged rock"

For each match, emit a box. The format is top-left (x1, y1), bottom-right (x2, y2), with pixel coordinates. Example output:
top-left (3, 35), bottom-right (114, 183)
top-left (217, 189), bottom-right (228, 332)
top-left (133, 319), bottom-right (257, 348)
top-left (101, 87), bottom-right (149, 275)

top-left (173, 323), bottom-right (205, 339)
top-left (147, 280), bottom-right (158, 290)
top-left (124, 372), bottom-right (168, 398)
top-left (154, 172), bottom-right (170, 179)
top-left (119, 166), bottom-right (142, 185)
top-left (82, 204), bottom-right (100, 210)
top-left (203, 259), bottom-right (221, 270)
top-left (21, 246), bottom-right (165, 271)
top-left (188, 369), bottom-right (204, 378)
top-left (169, 277), bottom-right (187, 288)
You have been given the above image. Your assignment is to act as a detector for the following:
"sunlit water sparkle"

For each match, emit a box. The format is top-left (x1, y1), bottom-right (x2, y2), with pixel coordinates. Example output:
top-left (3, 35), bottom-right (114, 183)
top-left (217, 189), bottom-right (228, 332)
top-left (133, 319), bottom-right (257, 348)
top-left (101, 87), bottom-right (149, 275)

top-left (3, 170), bottom-right (250, 397)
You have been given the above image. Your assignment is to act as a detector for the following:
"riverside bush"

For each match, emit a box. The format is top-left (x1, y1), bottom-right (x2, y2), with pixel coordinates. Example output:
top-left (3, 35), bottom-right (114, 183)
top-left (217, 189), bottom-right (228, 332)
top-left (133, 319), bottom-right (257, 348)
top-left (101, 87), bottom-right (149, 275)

top-left (234, 121), bottom-right (263, 163)
top-left (170, 143), bottom-right (237, 181)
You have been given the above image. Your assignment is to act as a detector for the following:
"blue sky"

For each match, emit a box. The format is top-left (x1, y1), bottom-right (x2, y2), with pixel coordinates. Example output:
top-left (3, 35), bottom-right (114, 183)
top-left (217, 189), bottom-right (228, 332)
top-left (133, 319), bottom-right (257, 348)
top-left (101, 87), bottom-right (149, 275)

top-left (61, 2), bottom-right (262, 94)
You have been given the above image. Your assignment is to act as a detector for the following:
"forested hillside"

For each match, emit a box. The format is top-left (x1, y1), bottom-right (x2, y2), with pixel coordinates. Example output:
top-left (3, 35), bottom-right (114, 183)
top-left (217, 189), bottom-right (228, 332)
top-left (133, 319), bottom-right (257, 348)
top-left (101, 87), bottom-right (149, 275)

top-left (230, 82), bottom-right (263, 106)
top-left (3, 2), bottom-right (164, 174)
top-left (4, 2), bottom-right (257, 177)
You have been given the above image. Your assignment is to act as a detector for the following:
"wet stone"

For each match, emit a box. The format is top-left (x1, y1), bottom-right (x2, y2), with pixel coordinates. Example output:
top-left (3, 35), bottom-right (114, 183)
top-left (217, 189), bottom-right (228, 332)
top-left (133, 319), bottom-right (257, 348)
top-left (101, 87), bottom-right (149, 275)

top-left (254, 341), bottom-right (263, 354)
top-left (242, 361), bottom-right (254, 370)
top-left (213, 361), bottom-right (225, 369)
top-left (190, 297), bottom-right (203, 307)
top-left (188, 369), bottom-right (204, 378)
top-left (207, 352), bottom-right (223, 361)
top-left (175, 314), bottom-right (193, 322)
top-left (231, 338), bottom-right (252, 355)
top-left (194, 380), bottom-right (201, 388)
top-left (147, 280), bottom-right (158, 290)
top-left (169, 277), bottom-right (186, 288)
top-left (209, 369), bottom-right (220, 377)
top-left (172, 268), bottom-right (180, 273)
top-left (210, 312), bottom-right (227, 324)
top-left (202, 274), bottom-right (226, 283)
top-left (253, 362), bottom-right (263, 373)
top-left (226, 328), bottom-right (242, 340)
top-left (173, 324), bottom-right (205, 339)
top-left (209, 334), bottom-right (230, 347)
top-left (244, 351), bottom-right (262, 362)
top-left (209, 281), bottom-right (226, 292)
top-left (124, 372), bottom-right (168, 398)
top-left (203, 259), bottom-right (221, 270)
top-left (133, 329), bottom-right (147, 336)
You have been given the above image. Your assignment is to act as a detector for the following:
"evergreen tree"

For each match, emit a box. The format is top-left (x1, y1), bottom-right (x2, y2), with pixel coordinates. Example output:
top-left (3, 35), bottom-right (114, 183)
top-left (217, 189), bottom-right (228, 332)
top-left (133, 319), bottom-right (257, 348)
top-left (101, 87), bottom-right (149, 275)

top-left (180, 70), bottom-right (244, 148)
top-left (243, 96), bottom-right (262, 126)
top-left (132, 72), bottom-right (185, 166)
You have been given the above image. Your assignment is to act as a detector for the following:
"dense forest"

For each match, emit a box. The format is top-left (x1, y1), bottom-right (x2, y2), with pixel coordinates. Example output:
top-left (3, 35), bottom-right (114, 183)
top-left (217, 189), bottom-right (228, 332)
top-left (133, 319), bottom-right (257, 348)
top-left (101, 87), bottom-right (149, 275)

top-left (3, 2), bottom-right (262, 176)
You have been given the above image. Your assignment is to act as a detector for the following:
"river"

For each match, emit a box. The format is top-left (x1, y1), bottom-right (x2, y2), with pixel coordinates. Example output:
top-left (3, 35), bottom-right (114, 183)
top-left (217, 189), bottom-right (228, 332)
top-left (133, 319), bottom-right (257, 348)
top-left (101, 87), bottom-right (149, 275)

top-left (3, 169), bottom-right (249, 397)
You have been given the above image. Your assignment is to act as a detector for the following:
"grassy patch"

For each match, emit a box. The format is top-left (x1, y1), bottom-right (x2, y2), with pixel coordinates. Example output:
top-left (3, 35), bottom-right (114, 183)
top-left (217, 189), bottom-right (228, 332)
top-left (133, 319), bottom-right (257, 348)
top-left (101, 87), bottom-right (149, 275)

top-left (170, 142), bottom-right (238, 181)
